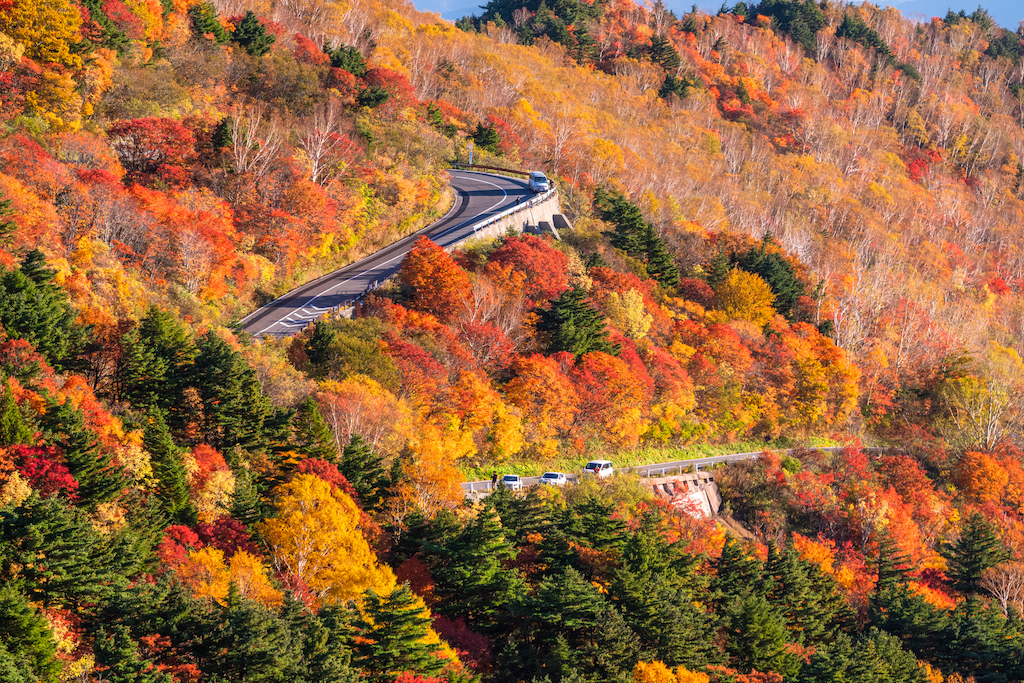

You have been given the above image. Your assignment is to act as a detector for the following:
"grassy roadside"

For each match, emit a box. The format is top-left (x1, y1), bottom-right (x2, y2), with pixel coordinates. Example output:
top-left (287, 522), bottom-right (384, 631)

top-left (460, 436), bottom-right (841, 481)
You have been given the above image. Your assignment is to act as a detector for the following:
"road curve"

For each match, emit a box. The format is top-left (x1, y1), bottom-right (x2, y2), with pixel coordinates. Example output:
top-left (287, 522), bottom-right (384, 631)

top-left (239, 170), bottom-right (532, 338)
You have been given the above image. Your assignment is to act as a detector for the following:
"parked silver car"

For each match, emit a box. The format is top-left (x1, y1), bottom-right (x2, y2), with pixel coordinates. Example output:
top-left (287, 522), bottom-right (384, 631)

top-left (501, 474), bottom-right (524, 491)
top-left (539, 471), bottom-right (567, 486)
top-left (582, 460), bottom-right (614, 478)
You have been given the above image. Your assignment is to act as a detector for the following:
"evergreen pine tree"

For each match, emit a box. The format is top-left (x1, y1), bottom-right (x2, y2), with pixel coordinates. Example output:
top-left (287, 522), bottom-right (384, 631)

top-left (535, 285), bottom-right (621, 358)
top-left (0, 585), bottom-right (61, 682)
top-left (230, 467), bottom-right (264, 528)
top-left (305, 320), bottom-right (336, 377)
top-left (211, 118), bottom-right (233, 149)
top-left (207, 591), bottom-right (304, 682)
top-left (648, 34), bottom-right (681, 71)
top-left (796, 628), bottom-right (928, 683)
top-left (494, 486), bottom-right (554, 540)
top-left (143, 409), bottom-right (192, 522)
top-left (231, 10), bottom-right (275, 56)
top-left (735, 234), bottom-right (807, 319)
top-left (300, 603), bottom-right (360, 683)
top-left (873, 530), bottom-right (911, 608)
top-left (712, 535), bottom-right (761, 606)
top-left (293, 396), bottom-right (337, 462)
top-left (946, 511), bottom-right (1007, 596)
top-left (339, 434), bottom-right (389, 511)
top-left (0, 380), bottom-right (33, 446)
top-left (136, 306), bottom-right (195, 417)
top-left (424, 507), bottom-right (525, 632)
top-left (43, 400), bottom-right (126, 509)
top-left (94, 625), bottom-right (172, 683)
top-left (503, 566), bottom-right (640, 682)
top-left (471, 122), bottom-right (502, 154)
top-left (0, 250), bottom-right (89, 373)
top-left (572, 495), bottom-right (627, 552)
top-left (324, 43), bottom-right (368, 76)
top-left (189, 331), bottom-right (276, 451)
top-left (0, 642), bottom-right (35, 683)
top-left (642, 223), bottom-right (680, 289)
top-left (114, 325), bottom-right (168, 409)
top-left (723, 590), bottom-right (801, 678)
top-left (0, 496), bottom-right (118, 608)
top-left (354, 584), bottom-right (445, 683)
top-left (707, 245), bottom-right (731, 287)
top-left (189, 1), bottom-right (230, 43)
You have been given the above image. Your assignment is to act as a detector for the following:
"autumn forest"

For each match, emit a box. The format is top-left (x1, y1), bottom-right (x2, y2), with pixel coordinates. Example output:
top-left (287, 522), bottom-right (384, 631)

top-left (4, 0), bottom-right (1024, 680)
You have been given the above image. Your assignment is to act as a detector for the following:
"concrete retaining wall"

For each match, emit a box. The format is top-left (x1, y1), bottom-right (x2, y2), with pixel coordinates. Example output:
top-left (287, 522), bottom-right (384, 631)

top-left (645, 472), bottom-right (723, 517)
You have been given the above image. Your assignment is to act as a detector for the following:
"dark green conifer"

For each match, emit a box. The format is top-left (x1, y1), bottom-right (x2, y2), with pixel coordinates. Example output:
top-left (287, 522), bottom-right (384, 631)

top-left (643, 224), bottom-right (680, 289)
top-left (795, 628), bottom-right (928, 683)
top-left (0, 586), bottom-right (61, 682)
top-left (95, 625), bottom-right (172, 682)
top-left (648, 34), bottom-right (681, 71)
top-left (0, 380), bottom-right (33, 446)
top-left (946, 511), bottom-right (1007, 596)
top-left (324, 43), bottom-right (368, 76)
top-left (873, 530), bottom-right (911, 608)
top-left (143, 409), bottom-right (192, 521)
top-left (339, 434), bottom-right (388, 510)
top-left (189, 330), bottom-right (276, 451)
top-left (230, 467), bottom-right (264, 528)
top-left (113, 325), bottom-right (168, 409)
top-left (43, 400), bottom-right (125, 509)
top-left (573, 495), bottom-right (627, 552)
top-left (0, 197), bottom-right (16, 249)
top-left (0, 250), bottom-right (89, 373)
top-left (211, 118), bottom-right (233, 149)
top-left (354, 583), bottom-right (445, 683)
top-left (293, 396), bottom-right (337, 462)
top-left (471, 122), bottom-right (502, 154)
top-left (0, 496), bottom-right (116, 608)
top-left (207, 591), bottom-right (304, 682)
top-left (305, 320), bottom-right (336, 377)
top-left (535, 285), bottom-right (620, 358)
top-left (723, 590), bottom-right (800, 678)
top-left (190, 1), bottom-right (230, 43)
top-left (231, 11), bottom-right (275, 56)
top-left (424, 507), bottom-right (525, 632)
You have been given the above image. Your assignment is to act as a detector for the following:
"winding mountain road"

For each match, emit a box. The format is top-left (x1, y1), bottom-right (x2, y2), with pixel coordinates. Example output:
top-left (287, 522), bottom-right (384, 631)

top-left (239, 170), bottom-right (532, 338)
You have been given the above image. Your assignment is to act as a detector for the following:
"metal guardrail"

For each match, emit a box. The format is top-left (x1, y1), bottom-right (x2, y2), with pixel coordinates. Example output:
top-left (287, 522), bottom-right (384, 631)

top-left (461, 446), bottom-right (890, 497)
top-left (451, 163), bottom-right (531, 177)
top-left (460, 187), bottom-right (558, 240)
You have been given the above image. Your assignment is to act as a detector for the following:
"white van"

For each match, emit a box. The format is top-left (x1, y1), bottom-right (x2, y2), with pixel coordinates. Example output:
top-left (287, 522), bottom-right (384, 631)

top-left (528, 171), bottom-right (550, 192)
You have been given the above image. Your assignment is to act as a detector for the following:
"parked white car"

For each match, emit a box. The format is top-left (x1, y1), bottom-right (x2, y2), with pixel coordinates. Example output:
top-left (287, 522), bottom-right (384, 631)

top-left (539, 471), bottom-right (567, 486)
top-left (583, 460), bottom-right (614, 478)
top-left (501, 474), bottom-right (524, 491)
top-left (528, 171), bottom-right (550, 192)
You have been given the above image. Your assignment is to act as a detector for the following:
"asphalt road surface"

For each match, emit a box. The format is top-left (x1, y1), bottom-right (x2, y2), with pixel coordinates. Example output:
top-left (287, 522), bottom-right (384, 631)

top-left (239, 170), bottom-right (532, 338)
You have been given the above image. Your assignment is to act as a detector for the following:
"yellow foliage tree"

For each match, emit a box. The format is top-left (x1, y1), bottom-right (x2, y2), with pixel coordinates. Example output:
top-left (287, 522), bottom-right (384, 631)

top-left (174, 547), bottom-right (283, 607)
top-left (713, 269), bottom-right (776, 326)
top-left (633, 661), bottom-right (676, 683)
top-left (194, 469), bottom-right (236, 523)
top-left (0, 0), bottom-right (82, 69)
top-left (606, 289), bottom-right (653, 340)
top-left (632, 661), bottom-right (711, 683)
top-left (260, 474), bottom-right (396, 605)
